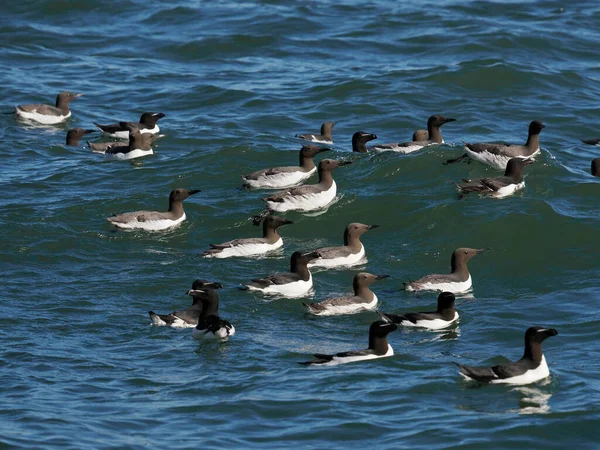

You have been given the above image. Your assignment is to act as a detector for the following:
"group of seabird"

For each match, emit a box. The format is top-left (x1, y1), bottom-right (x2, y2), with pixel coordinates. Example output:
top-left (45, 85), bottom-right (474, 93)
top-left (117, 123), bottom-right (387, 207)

top-left (18, 91), bottom-right (595, 386)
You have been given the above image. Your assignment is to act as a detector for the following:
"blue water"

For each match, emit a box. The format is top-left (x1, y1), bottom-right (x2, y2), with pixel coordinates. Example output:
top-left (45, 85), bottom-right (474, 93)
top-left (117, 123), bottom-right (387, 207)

top-left (1, 1), bottom-right (599, 448)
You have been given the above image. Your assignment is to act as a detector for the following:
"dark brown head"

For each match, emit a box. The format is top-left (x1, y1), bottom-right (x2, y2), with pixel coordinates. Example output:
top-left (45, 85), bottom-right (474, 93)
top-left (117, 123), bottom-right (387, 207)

top-left (525, 326), bottom-right (558, 344)
top-left (66, 128), bottom-right (95, 146)
top-left (352, 131), bottom-right (378, 152)
top-left (368, 320), bottom-right (398, 351)
top-left (528, 121), bottom-right (545, 136)
top-left (504, 157), bottom-right (534, 177)
top-left (353, 272), bottom-right (389, 291)
top-left (343, 223), bottom-right (378, 245)
top-left (436, 292), bottom-right (456, 312)
top-left (187, 279), bottom-right (223, 295)
top-left (56, 92), bottom-right (83, 108)
top-left (450, 248), bottom-right (487, 271)
top-left (318, 159), bottom-right (352, 173)
top-left (427, 115), bottom-right (456, 130)
top-left (290, 250), bottom-right (321, 271)
top-left (412, 129), bottom-right (428, 141)
top-left (169, 188), bottom-right (201, 203)
top-left (139, 112), bottom-right (165, 126)
top-left (263, 215), bottom-right (293, 232)
top-left (320, 121), bottom-right (336, 136)
top-left (592, 158), bottom-right (600, 177)
top-left (300, 145), bottom-right (330, 158)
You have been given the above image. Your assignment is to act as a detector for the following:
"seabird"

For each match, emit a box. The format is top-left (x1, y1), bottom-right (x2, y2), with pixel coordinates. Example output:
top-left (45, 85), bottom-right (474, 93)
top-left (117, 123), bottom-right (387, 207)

top-left (94, 112), bottom-right (165, 139)
top-left (307, 223), bottom-right (378, 268)
top-left (296, 121), bottom-right (335, 144)
top-left (405, 248), bottom-right (488, 293)
top-left (191, 283), bottom-right (235, 341)
top-left (200, 215), bottom-right (293, 258)
top-left (455, 327), bottom-right (558, 385)
top-left (148, 280), bottom-right (223, 328)
top-left (379, 291), bottom-right (458, 330)
top-left (369, 115), bottom-right (456, 153)
top-left (261, 159), bottom-right (351, 213)
top-left (591, 158), bottom-right (600, 177)
top-left (352, 131), bottom-right (378, 153)
top-left (242, 145), bottom-right (330, 189)
top-left (299, 320), bottom-right (397, 366)
top-left (66, 128), bottom-right (95, 146)
top-left (242, 250), bottom-right (321, 297)
top-left (88, 132), bottom-right (163, 154)
top-left (457, 157), bottom-right (534, 198)
top-left (107, 188), bottom-right (200, 231)
top-left (97, 127), bottom-right (154, 161)
top-left (15, 91), bottom-right (83, 125)
top-left (303, 273), bottom-right (389, 316)
top-left (447, 120), bottom-right (545, 169)
top-left (412, 129), bottom-right (428, 141)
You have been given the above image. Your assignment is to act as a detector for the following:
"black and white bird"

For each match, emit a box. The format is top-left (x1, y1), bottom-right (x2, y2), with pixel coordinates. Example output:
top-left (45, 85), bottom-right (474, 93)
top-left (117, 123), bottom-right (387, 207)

top-left (299, 320), bottom-right (397, 366)
top-left (455, 327), bottom-right (558, 385)
top-left (66, 128), bottom-right (95, 146)
top-left (369, 115), bottom-right (456, 153)
top-left (447, 120), bottom-right (545, 169)
top-left (106, 188), bottom-right (200, 231)
top-left (242, 250), bottom-right (321, 297)
top-left (15, 91), bottom-right (83, 124)
top-left (296, 121), bottom-right (335, 144)
top-left (303, 273), bottom-right (388, 316)
top-left (457, 157), bottom-right (534, 198)
top-left (262, 159), bottom-right (351, 212)
top-left (242, 145), bottom-right (330, 189)
top-left (200, 215), bottom-right (293, 258)
top-left (379, 291), bottom-right (458, 330)
top-left (351, 131), bottom-right (378, 153)
top-left (94, 112), bottom-right (165, 139)
top-left (405, 248), bottom-right (487, 293)
top-left (148, 280), bottom-right (223, 328)
top-left (190, 282), bottom-right (235, 341)
top-left (307, 223), bottom-right (378, 268)
top-left (88, 131), bottom-right (163, 154)
top-left (95, 127), bottom-right (154, 161)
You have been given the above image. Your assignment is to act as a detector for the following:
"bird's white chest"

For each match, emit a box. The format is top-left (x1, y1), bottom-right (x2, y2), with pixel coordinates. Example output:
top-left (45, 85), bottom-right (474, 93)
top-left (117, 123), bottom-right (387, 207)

top-left (402, 311), bottom-right (459, 330)
top-left (312, 294), bottom-right (378, 316)
top-left (268, 181), bottom-right (337, 212)
top-left (16, 108), bottom-right (70, 125)
top-left (409, 275), bottom-right (472, 294)
top-left (246, 168), bottom-right (315, 189)
top-left (250, 274), bottom-right (313, 297)
top-left (104, 148), bottom-right (153, 161)
top-left (114, 213), bottom-right (186, 231)
top-left (491, 355), bottom-right (550, 385)
top-left (308, 244), bottom-right (365, 268)
top-left (213, 239), bottom-right (283, 258)
top-left (323, 345), bottom-right (394, 366)
top-left (493, 182), bottom-right (525, 198)
top-left (192, 324), bottom-right (236, 341)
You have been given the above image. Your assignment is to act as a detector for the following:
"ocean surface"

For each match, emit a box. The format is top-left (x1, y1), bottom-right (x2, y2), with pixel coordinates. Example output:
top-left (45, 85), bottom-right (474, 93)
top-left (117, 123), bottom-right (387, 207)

top-left (1, 0), bottom-right (599, 448)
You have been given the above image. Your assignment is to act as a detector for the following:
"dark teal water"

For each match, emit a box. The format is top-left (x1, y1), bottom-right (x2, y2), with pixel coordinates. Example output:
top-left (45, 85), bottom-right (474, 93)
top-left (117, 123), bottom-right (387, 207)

top-left (1, 1), bottom-right (599, 448)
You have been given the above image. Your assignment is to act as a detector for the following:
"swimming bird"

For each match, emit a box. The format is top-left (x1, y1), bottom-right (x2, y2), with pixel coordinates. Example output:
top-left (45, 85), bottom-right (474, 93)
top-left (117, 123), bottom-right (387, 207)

top-left (457, 157), bottom-right (534, 198)
top-left (378, 291), bottom-right (458, 330)
top-left (296, 121), bottom-right (335, 144)
top-left (66, 128), bottom-right (95, 146)
top-left (412, 130), bottom-right (428, 141)
top-left (148, 280), bottom-right (223, 328)
top-left (94, 112), bottom-right (165, 139)
top-left (405, 248), bottom-right (488, 293)
top-left (351, 131), bottom-right (378, 153)
top-left (98, 127), bottom-right (155, 161)
top-left (242, 145), bottom-right (330, 189)
top-left (299, 320), bottom-right (397, 366)
top-left (15, 91), bottom-right (83, 125)
top-left (262, 159), bottom-right (351, 212)
top-left (592, 158), bottom-right (600, 177)
top-left (369, 115), bottom-right (456, 153)
top-left (106, 188), bottom-right (200, 231)
top-left (307, 223), bottom-right (378, 268)
top-left (191, 283), bottom-right (235, 341)
top-left (303, 273), bottom-right (389, 316)
top-left (242, 250), bottom-right (321, 297)
top-left (455, 327), bottom-right (558, 385)
top-left (447, 120), bottom-right (545, 169)
top-left (200, 215), bottom-right (293, 258)
top-left (88, 132), bottom-right (163, 154)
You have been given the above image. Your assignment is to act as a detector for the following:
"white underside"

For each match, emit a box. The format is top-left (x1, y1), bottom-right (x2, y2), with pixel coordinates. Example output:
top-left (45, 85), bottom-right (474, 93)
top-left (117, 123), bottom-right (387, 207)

top-left (266, 181), bottom-right (337, 212)
top-left (407, 275), bottom-right (472, 294)
top-left (105, 124), bottom-right (159, 139)
top-left (104, 148), bottom-right (153, 161)
top-left (246, 274), bottom-right (313, 298)
top-left (244, 168), bottom-right (315, 189)
top-left (401, 311), bottom-right (459, 330)
top-left (192, 324), bottom-right (236, 341)
top-left (465, 147), bottom-right (540, 170)
top-left (301, 135), bottom-right (333, 144)
top-left (317, 345), bottom-right (394, 366)
top-left (459, 355), bottom-right (550, 386)
top-left (493, 181), bottom-right (525, 198)
top-left (373, 142), bottom-right (434, 153)
top-left (150, 314), bottom-right (195, 328)
top-left (308, 244), bottom-right (365, 268)
top-left (308, 294), bottom-right (378, 316)
top-left (16, 108), bottom-right (70, 124)
top-left (207, 238), bottom-right (283, 258)
top-left (110, 212), bottom-right (186, 231)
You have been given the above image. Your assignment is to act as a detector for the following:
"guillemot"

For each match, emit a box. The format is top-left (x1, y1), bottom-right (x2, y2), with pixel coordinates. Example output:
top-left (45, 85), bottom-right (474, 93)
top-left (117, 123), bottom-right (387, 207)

top-left (307, 223), bottom-right (378, 268)
top-left (200, 215), bottom-right (293, 258)
top-left (379, 291), bottom-right (458, 330)
top-left (106, 188), bottom-right (200, 231)
top-left (405, 248), bottom-right (487, 293)
top-left (299, 320), bottom-right (397, 366)
top-left (303, 273), bottom-right (388, 316)
top-left (447, 120), bottom-right (545, 169)
top-left (296, 121), bottom-right (335, 144)
top-left (191, 283), bottom-right (235, 341)
top-left (455, 327), bottom-right (558, 385)
top-left (66, 128), bottom-right (95, 146)
top-left (457, 157), bottom-right (534, 198)
top-left (15, 92), bottom-right (83, 125)
top-left (242, 145), bottom-right (330, 189)
top-left (94, 112), bottom-right (165, 139)
top-left (369, 115), bottom-right (456, 153)
top-left (351, 131), bottom-right (378, 153)
top-left (95, 127), bottom-right (154, 161)
top-left (148, 280), bottom-right (223, 328)
top-left (88, 132), bottom-right (163, 154)
top-left (242, 250), bottom-right (321, 298)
